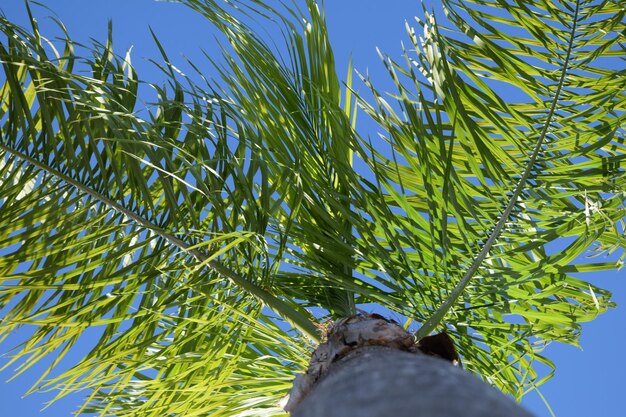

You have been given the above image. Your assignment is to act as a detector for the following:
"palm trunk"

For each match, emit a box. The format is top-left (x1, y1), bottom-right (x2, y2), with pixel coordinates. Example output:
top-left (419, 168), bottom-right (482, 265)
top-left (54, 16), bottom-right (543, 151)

top-left (289, 345), bottom-right (535, 417)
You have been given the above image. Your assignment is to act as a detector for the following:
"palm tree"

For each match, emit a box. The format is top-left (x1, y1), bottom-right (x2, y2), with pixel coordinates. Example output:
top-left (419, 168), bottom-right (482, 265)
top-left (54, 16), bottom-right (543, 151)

top-left (0, 0), bottom-right (624, 415)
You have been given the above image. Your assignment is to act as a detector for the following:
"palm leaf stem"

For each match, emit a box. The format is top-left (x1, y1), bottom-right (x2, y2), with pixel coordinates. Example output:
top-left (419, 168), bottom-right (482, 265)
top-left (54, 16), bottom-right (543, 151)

top-left (415, 0), bottom-right (582, 340)
top-left (0, 142), bottom-right (320, 341)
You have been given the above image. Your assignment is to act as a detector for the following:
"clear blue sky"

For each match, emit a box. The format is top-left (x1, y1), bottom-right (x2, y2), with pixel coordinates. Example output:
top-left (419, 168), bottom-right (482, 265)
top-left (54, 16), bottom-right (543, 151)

top-left (0, 1), bottom-right (624, 416)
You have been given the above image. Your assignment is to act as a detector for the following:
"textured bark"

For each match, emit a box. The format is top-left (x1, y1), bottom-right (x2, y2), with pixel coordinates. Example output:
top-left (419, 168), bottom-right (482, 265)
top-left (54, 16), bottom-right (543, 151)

top-left (290, 346), bottom-right (535, 417)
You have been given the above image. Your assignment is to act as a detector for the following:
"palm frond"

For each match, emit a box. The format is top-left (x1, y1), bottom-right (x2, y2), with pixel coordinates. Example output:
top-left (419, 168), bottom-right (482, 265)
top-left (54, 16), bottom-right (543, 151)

top-left (0, 5), bottom-right (315, 415)
top-left (356, 0), bottom-right (625, 398)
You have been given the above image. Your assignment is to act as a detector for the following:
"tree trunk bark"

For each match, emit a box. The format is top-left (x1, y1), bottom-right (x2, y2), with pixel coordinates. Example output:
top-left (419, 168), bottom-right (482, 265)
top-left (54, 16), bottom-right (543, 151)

top-left (290, 346), bottom-right (534, 417)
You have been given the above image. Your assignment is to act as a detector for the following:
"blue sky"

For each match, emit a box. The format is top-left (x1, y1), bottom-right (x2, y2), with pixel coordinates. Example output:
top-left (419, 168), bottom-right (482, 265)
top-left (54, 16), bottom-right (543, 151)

top-left (0, 1), bottom-right (624, 416)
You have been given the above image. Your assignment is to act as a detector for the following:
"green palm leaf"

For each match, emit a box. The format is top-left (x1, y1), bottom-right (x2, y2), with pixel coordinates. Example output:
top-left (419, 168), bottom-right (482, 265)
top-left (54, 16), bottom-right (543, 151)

top-left (357, 0), bottom-right (625, 398)
top-left (1, 0), bottom-right (624, 415)
top-left (0, 5), bottom-right (315, 415)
